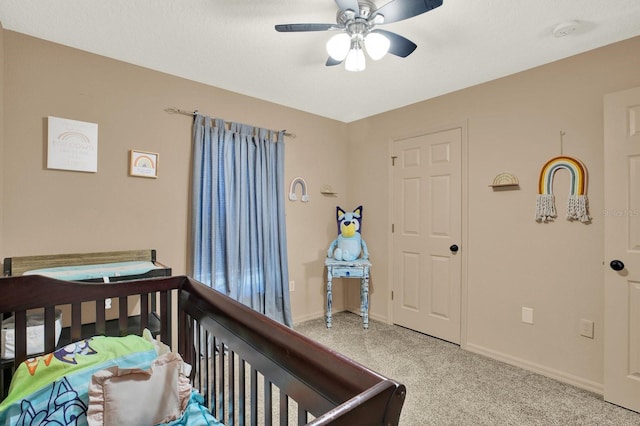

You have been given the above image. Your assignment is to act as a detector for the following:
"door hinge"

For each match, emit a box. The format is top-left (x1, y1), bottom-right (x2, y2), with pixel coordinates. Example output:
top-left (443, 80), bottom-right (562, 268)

top-left (391, 223), bottom-right (395, 233)
top-left (391, 291), bottom-right (394, 300)
top-left (391, 156), bottom-right (397, 166)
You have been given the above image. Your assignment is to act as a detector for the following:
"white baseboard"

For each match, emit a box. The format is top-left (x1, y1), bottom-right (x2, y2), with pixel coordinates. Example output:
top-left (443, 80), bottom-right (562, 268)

top-left (465, 342), bottom-right (604, 395)
top-left (292, 306), bottom-right (380, 327)
top-left (292, 311), bottom-right (324, 326)
top-left (368, 311), bottom-right (388, 324)
top-left (292, 309), bottom-right (603, 395)
top-left (343, 308), bottom-right (389, 324)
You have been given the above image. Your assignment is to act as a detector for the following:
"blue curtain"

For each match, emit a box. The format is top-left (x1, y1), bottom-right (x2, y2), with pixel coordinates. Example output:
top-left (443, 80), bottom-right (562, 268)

top-left (191, 114), bottom-right (292, 327)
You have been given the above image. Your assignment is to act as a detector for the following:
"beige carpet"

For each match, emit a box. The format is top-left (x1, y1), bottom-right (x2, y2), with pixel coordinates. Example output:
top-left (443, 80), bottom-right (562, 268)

top-left (295, 312), bottom-right (640, 426)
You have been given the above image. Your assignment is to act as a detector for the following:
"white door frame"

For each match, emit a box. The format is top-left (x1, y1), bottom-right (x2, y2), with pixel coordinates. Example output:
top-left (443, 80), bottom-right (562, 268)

top-left (387, 121), bottom-right (469, 348)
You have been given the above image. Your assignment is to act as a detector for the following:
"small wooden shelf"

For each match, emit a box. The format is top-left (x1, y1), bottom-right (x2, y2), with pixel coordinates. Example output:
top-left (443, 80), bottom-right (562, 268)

top-left (489, 183), bottom-right (520, 188)
top-left (320, 184), bottom-right (338, 196)
top-left (489, 172), bottom-right (519, 188)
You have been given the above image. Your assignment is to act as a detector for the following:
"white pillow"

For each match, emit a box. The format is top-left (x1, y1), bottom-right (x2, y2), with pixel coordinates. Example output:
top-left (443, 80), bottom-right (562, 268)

top-left (86, 352), bottom-right (191, 426)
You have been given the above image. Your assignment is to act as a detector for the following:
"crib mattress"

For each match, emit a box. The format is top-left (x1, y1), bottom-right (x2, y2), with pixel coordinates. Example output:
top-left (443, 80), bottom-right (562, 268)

top-left (22, 261), bottom-right (162, 281)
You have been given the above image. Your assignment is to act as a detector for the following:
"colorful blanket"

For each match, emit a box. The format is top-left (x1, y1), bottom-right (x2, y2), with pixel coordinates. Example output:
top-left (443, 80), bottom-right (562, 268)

top-left (0, 335), bottom-right (158, 425)
top-left (164, 391), bottom-right (222, 426)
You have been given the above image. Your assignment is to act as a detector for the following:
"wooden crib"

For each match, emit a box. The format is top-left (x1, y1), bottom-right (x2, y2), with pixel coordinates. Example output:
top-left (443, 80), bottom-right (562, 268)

top-left (0, 274), bottom-right (406, 425)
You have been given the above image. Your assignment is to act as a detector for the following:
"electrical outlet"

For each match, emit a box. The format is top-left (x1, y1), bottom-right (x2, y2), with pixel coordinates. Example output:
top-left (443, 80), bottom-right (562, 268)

top-left (580, 319), bottom-right (594, 338)
top-left (105, 298), bottom-right (112, 309)
top-left (289, 281), bottom-right (295, 292)
top-left (522, 307), bottom-right (534, 324)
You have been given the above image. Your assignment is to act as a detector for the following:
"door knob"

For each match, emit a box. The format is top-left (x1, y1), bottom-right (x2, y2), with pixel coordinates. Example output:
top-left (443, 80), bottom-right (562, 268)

top-left (450, 244), bottom-right (459, 253)
top-left (610, 260), bottom-right (625, 271)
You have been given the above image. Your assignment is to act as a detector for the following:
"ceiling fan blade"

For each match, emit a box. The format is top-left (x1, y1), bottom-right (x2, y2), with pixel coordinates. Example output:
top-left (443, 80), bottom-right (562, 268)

top-left (371, 29), bottom-right (417, 57)
top-left (375, 0), bottom-right (443, 24)
top-left (335, 0), bottom-right (360, 15)
top-left (275, 23), bottom-right (337, 32)
top-left (326, 57), bottom-right (343, 66)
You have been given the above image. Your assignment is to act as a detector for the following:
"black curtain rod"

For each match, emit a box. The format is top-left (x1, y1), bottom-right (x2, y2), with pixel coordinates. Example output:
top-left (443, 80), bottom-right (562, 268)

top-left (165, 107), bottom-right (296, 138)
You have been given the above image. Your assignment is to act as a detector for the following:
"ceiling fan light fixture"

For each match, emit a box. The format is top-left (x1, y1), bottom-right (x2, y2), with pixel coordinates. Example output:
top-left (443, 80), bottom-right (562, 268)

top-left (345, 44), bottom-right (366, 72)
top-left (275, 0), bottom-right (444, 71)
top-left (326, 33), bottom-right (351, 61)
top-left (364, 32), bottom-right (390, 60)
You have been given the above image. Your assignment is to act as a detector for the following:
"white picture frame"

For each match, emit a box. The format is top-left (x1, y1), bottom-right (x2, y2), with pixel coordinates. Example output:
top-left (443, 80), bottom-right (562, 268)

top-left (47, 116), bottom-right (98, 173)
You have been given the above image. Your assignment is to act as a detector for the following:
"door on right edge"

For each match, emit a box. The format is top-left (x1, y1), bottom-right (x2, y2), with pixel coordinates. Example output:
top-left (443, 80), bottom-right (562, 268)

top-left (604, 86), bottom-right (640, 413)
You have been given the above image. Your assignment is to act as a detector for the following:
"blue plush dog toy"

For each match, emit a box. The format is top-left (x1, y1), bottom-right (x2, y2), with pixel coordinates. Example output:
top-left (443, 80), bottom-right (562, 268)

top-left (327, 205), bottom-right (369, 261)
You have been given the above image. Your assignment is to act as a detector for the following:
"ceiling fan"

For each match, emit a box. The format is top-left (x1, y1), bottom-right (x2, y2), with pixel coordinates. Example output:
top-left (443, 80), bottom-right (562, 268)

top-left (275, 0), bottom-right (443, 72)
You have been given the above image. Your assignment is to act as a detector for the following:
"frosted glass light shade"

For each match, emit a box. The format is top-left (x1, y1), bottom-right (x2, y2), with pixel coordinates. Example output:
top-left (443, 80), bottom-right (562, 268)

top-left (364, 32), bottom-right (390, 60)
top-left (345, 46), bottom-right (366, 72)
top-left (326, 33), bottom-right (351, 61)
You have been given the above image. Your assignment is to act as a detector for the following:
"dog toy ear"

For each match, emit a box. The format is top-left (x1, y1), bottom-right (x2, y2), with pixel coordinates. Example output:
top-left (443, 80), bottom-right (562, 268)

top-left (336, 206), bottom-right (345, 235)
top-left (352, 205), bottom-right (363, 218)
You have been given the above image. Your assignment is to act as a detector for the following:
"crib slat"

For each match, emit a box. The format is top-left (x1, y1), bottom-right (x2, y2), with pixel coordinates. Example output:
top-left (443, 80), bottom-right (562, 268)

top-left (218, 341), bottom-right (226, 421)
top-left (1, 364), bottom-right (6, 400)
top-left (151, 290), bottom-right (157, 313)
top-left (251, 367), bottom-right (258, 426)
top-left (280, 389), bottom-right (288, 426)
top-left (139, 292), bottom-right (149, 333)
top-left (210, 333), bottom-right (217, 416)
top-left (71, 303), bottom-right (81, 342)
top-left (118, 296), bottom-right (128, 336)
top-left (44, 306), bottom-right (56, 353)
top-left (95, 299), bottom-right (106, 336)
top-left (14, 311), bottom-right (27, 363)
top-left (160, 290), bottom-right (169, 344)
top-left (228, 349), bottom-right (235, 423)
top-left (205, 330), bottom-right (216, 413)
top-left (204, 330), bottom-right (211, 407)
top-left (298, 409), bottom-right (307, 426)
top-left (196, 324), bottom-right (203, 400)
top-left (265, 379), bottom-right (273, 425)
top-left (239, 358), bottom-right (247, 425)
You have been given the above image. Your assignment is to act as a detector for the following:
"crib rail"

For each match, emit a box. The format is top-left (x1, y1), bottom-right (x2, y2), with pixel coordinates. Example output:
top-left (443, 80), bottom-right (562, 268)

top-left (0, 275), bottom-right (181, 400)
top-left (0, 275), bottom-right (405, 425)
top-left (178, 277), bottom-right (406, 425)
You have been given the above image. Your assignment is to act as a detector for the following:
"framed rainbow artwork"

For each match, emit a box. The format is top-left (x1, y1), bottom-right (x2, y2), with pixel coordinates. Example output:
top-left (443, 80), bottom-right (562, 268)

top-left (535, 155), bottom-right (590, 223)
top-left (47, 116), bottom-right (98, 173)
top-left (129, 150), bottom-right (158, 178)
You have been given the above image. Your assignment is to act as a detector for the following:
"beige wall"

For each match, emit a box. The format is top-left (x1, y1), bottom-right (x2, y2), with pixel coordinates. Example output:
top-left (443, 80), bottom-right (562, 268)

top-left (0, 30), bottom-right (348, 322)
top-left (2, 27), bottom-right (640, 393)
top-left (348, 36), bottom-right (640, 392)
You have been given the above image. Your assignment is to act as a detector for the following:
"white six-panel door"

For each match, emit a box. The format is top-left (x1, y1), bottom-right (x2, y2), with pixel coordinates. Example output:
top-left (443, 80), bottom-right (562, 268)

top-left (604, 86), bottom-right (640, 412)
top-left (391, 127), bottom-right (462, 344)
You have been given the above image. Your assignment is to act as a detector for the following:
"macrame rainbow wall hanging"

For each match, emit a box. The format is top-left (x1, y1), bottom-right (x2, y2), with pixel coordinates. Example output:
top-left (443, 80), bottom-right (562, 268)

top-left (535, 156), bottom-right (590, 223)
top-left (288, 177), bottom-right (309, 202)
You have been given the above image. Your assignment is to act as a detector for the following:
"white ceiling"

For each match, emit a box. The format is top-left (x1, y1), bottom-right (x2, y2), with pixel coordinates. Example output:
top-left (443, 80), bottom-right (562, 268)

top-left (1, 0), bottom-right (640, 123)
